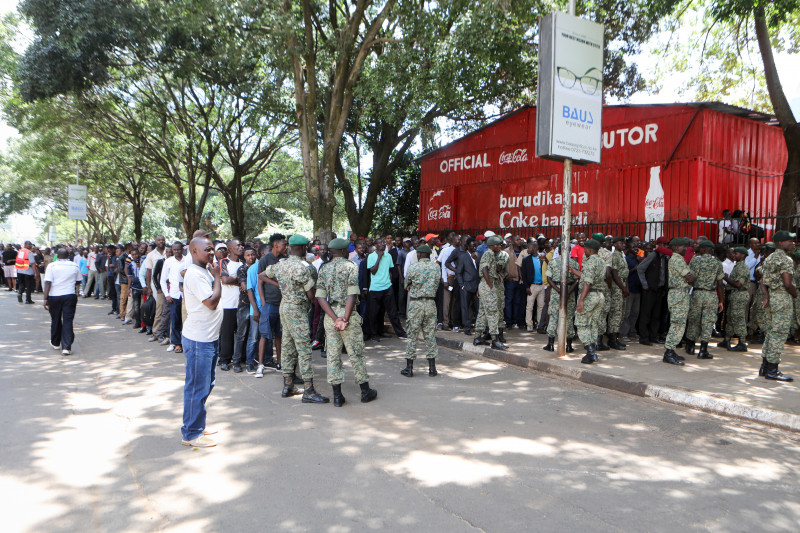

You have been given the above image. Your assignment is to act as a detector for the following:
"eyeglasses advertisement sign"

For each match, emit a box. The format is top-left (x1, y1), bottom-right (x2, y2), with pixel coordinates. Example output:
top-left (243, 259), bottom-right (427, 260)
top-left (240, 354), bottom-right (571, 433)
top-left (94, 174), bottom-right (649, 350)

top-left (67, 184), bottom-right (88, 220)
top-left (536, 11), bottom-right (604, 164)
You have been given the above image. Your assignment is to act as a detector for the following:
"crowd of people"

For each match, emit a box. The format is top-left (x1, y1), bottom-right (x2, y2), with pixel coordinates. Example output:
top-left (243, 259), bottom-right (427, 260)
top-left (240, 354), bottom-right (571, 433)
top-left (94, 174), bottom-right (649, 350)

top-left (3, 224), bottom-right (798, 446)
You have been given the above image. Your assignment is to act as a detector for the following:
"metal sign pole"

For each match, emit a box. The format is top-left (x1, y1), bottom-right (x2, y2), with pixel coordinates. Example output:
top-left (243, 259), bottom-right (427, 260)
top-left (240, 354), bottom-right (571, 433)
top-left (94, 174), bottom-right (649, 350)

top-left (557, 0), bottom-right (577, 357)
top-left (75, 166), bottom-right (79, 245)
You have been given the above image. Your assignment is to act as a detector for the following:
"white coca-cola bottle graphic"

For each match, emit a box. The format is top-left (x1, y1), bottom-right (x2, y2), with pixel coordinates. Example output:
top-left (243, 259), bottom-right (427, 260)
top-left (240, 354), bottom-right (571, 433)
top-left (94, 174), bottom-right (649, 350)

top-left (644, 165), bottom-right (665, 241)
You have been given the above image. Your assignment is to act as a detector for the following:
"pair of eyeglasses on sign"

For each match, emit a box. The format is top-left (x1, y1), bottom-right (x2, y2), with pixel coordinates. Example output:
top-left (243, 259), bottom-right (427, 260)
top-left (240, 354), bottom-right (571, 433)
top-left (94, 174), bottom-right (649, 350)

top-left (556, 67), bottom-right (602, 95)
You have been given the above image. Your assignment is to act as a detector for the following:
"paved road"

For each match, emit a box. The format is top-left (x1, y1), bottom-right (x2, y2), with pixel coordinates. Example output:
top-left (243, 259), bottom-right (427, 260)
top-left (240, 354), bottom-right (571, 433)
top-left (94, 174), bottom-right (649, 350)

top-left (2, 292), bottom-right (800, 532)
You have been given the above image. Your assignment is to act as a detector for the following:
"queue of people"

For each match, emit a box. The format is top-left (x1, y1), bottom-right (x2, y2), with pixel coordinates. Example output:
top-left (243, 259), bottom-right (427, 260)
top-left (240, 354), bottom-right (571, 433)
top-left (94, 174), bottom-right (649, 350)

top-left (4, 225), bottom-right (798, 448)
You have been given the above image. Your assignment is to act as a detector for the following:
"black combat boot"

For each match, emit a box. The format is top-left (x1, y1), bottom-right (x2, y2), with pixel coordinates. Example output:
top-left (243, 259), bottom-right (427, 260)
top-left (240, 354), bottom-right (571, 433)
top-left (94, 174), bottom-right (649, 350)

top-left (428, 358), bottom-right (438, 377)
top-left (729, 338), bottom-right (747, 352)
top-left (473, 335), bottom-right (488, 346)
top-left (684, 340), bottom-right (696, 355)
top-left (697, 342), bottom-right (713, 359)
top-left (292, 371), bottom-right (304, 385)
top-left (491, 335), bottom-right (508, 351)
top-left (566, 339), bottom-right (575, 353)
top-left (281, 374), bottom-right (298, 397)
top-left (332, 384), bottom-right (345, 407)
top-left (717, 337), bottom-right (731, 349)
top-left (608, 333), bottom-right (626, 350)
top-left (498, 328), bottom-right (507, 343)
top-left (765, 362), bottom-right (794, 382)
top-left (758, 357), bottom-right (767, 377)
top-left (596, 335), bottom-right (610, 351)
top-left (302, 381), bottom-right (330, 403)
top-left (543, 337), bottom-right (555, 352)
top-left (581, 344), bottom-right (598, 364)
top-left (615, 333), bottom-right (627, 349)
top-left (360, 382), bottom-right (377, 402)
top-left (401, 358), bottom-right (414, 377)
top-left (663, 349), bottom-right (685, 366)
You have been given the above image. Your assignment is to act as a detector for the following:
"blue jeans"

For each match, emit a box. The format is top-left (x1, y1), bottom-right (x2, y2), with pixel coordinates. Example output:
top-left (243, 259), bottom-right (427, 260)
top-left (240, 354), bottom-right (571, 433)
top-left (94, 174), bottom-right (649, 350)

top-left (181, 337), bottom-right (219, 441)
top-left (504, 281), bottom-right (523, 326)
top-left (259, 302), bottom-right (282, 339)
top-left (170, 297), bottom-right (183, 346)
top-left (246, 315), bottom-right (260, 365)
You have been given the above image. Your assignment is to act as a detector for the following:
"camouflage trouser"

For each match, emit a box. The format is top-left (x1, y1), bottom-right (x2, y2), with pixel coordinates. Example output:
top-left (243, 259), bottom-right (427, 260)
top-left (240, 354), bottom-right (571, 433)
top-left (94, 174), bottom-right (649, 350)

top-left (279, 303), bottom-right (313, 381)
top-left (475, 282), bottom-right (500, 336)
top-left (405, 299), bottom-right (437, 359)
top-left (725, 290), bottom-right (749, 339)
top-left (763, 291), bottom-right (792, 364)
top-left (686, 290), bottom-right (718, 343)
top-left (575, 291), bottom-right (604, 346)
top-left (794, 296), bottom-right (800, 332)
top-left (665, 289), bottom-right (690, 350)
top-left (608, 287), bottom-right (625, 333)
top-left (749, 294), bottom-right (764, 333)
top-left (597, 289), bottom-right (611, 335)
top-left (325, 306), bottom-right (368, 385)
top-left (546, 291), bottom-right (576, 339)
top-left (495, 282), bottom-right (505, 326)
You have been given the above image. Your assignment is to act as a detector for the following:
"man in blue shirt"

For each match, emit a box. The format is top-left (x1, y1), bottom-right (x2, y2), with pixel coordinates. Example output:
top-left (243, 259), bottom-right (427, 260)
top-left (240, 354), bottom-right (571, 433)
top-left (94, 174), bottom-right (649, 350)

top-left (620, 239), bottom-right (644, 339)
top-left (365, 239), bottom-right (407, 341)
top-left (520, 240), bottom-right (545, 332)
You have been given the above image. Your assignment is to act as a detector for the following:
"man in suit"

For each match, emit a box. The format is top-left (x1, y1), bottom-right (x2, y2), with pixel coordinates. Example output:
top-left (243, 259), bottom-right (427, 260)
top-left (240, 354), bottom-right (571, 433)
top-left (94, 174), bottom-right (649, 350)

top-left (448, 237), bottom-right (480, 335)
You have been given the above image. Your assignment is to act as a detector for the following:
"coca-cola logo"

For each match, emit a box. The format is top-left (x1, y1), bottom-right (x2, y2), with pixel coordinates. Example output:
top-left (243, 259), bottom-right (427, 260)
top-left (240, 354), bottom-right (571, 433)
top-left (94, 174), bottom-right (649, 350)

top-left (430, 190), bottom-right (444, 202)
top-left (428, 205), bottom-right (451, 221)
top-left (644, 196), bottom-right (665, 209)
top-left (499, 149), bottom-right (528, 165)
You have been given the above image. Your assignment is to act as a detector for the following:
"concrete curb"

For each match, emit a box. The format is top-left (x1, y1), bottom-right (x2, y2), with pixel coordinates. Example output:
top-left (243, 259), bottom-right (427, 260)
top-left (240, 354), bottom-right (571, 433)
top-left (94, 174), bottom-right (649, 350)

top-left (437, 335), bottom-right (800, 433)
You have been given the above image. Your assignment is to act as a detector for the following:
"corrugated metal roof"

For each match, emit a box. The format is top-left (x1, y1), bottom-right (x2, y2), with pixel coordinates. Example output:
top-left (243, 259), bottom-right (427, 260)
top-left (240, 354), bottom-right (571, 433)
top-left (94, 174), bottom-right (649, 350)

top-left (416, 102), bottom-right (778, 162)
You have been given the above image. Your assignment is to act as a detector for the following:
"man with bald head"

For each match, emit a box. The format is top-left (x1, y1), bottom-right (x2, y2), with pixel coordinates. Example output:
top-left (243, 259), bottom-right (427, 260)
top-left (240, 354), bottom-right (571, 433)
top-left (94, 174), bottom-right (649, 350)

top-left (180, 237), bottom-right (223, 448)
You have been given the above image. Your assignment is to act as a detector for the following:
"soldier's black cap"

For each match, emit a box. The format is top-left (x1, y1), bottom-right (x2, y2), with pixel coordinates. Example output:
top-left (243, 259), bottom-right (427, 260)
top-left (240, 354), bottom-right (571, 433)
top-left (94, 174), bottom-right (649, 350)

top-left (584, 240), bottom-right (601, 250)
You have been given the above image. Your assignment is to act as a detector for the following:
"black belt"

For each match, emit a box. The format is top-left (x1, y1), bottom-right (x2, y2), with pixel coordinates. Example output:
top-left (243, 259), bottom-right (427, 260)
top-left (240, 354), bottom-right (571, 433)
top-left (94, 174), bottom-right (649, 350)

top-left (410, 296), bottom-right (435, 300)
top-left (695, 288), bottom-right (715, 291)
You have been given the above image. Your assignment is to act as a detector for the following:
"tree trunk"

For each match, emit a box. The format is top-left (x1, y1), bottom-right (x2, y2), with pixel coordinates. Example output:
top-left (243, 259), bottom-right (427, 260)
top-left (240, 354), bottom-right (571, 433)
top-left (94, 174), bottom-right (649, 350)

top-left (754, 11), bottom-right (800, 219)
top-left (132, 203), bottom-right (144, 241)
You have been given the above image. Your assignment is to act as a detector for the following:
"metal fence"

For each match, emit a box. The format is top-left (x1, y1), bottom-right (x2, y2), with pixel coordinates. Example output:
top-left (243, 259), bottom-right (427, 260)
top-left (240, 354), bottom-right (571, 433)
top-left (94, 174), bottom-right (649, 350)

top-left (421, 216), bottom-right (800, 244)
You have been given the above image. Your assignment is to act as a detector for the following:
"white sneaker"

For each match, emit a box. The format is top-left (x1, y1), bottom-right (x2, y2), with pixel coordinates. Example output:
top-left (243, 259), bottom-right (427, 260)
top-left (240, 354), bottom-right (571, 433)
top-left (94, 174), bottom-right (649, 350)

top-left (527, 325), bottom-right (534, 332)
top-left (453, 327), bottom-right (460, 333)
top-left (255, 364), bottom-right (264, 378)
top-left (512, 324), bottom-right (520, 329)
top-left (62, 349), bottom-right (71, 356)
top-left (167, 344), bottom-right (175, 352)
top-left (51, 343), bottom-right (60, 350)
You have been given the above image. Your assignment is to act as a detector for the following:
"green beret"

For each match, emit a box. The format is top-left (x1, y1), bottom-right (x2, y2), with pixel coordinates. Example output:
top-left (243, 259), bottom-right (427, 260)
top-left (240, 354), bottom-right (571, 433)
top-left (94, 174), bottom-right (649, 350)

top-left (733, 247), bottom-right (748, 255)
top-left (591, 232), bottom-right (605, 242)
top-left (416, 244), bottom-right (432, 254)
top-left (697, 240), bottom-right (715, 249)
top-left (793, 251), bottom-right (800, 260)
top-left (612, 236), bottom-right (625, 243)
top-left (328, 238), bottom-right (349, 250)
top-left (288, 234), bottom-right (309, 246)
top-left (487, 236), bottom-right (503, 246)
top-left (669, 237), bottom-right (689, 246)
top-left (584, 239), bottom-right (601, 250)
top-left (773, 230), bottom-right (796, 242)
top-left (765, 242), bottom-right (776, 249)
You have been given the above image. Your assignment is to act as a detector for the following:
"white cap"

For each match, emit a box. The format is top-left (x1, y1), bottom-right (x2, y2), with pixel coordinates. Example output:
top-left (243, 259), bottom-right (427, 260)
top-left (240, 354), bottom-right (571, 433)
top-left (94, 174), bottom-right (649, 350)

top-left (484, 231), bottom-right (496, 238)
top-left (215, 243), bottom-right (228, 251)
top-left (503, 233), bottom-right (513, 240)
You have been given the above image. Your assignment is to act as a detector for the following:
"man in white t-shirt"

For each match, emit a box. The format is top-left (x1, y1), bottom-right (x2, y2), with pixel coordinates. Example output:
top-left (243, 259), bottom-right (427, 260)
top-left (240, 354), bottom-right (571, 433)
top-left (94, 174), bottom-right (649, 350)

top-left (144, 236), bottom-right (167, 339)
top-left (160, 242), bottom-right (186, 352)
top-left (181, 236), bottom-right (222, 448)
top-left (217, 240), bottom-right (245, 372)
top-left (43, 248), bottom-right (82, 356)
top-left (84, 245), bottom-right (97, 298)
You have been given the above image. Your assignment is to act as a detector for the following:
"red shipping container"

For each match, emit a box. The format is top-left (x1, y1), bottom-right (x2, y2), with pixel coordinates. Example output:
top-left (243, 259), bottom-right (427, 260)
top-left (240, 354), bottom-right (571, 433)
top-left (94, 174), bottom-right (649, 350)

top-left (418, 104), bottom-right (787, 239)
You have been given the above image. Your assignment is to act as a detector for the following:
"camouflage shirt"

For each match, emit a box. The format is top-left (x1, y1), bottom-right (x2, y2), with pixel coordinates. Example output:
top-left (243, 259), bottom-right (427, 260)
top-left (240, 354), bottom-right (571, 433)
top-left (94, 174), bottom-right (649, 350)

top-left (668, 253), bottom-right (692, 290)
top-left (547, 255), bottom-right (579, 285)
top-left (729, 260), bottom-right (750, 292)
top-left (406, 258), bottom-right (441, 298)
top-left (496, 250), bottom-right (509, 281)
top-left (315, 257), bottom-right (359, 306)
top-left (479, 249), bottom-right (502, 282)
top-left (610, 250), bottom-right (629, 282)
top-left (689, 253), bottom-right (724, 290)
top-left (762, 248), bottom-right (794, 292)
top-left (579, 253), bottom-right (605, 291)
top-left (264, 255), bottom-right (315, 307)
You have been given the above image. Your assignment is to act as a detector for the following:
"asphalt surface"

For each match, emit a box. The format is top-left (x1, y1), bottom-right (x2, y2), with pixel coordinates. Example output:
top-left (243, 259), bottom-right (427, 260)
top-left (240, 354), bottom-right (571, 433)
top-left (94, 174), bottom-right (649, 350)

top-left (2, 291), bottom-right (800, 532)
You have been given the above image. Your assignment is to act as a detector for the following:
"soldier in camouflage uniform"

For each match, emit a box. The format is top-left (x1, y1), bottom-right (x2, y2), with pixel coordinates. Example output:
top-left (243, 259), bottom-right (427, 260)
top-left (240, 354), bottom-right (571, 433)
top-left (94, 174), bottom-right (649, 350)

top-left (748, 244), bottom-right (773, 342)
top-left (593, 233), bottom-right (612, 351)
top-left (473, 236), bottom-right (507, 350)
top-left (686, 241), bottom-right (724, 359)
top-left (759, 230), bottom-right (796, 381)
top-left (543, 247), bottom-right (579, 353)
top-left (792, 251), bottom-right (800, 340)
top-left (663, 238), bottom-right (695, 366)
top-left (576, 239), bottom-right (605, 364)
top-left (495, 244), bottom-right (509, 342)
top-left (315, 239), bottom-right (377, 406)
top-left (402, 244), bottom-right (441, 377)
top-left (607, 236), bottom-right (630, 350)
top-left (721, 247), bottom-right (750, 352)
top-left (263, 234), bottom-right (329, 403)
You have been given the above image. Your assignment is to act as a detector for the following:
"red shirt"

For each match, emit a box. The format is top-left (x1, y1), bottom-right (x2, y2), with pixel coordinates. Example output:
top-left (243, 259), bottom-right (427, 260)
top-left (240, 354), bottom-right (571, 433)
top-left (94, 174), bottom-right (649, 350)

top-left (570, 245), bottom-right (585, 269)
